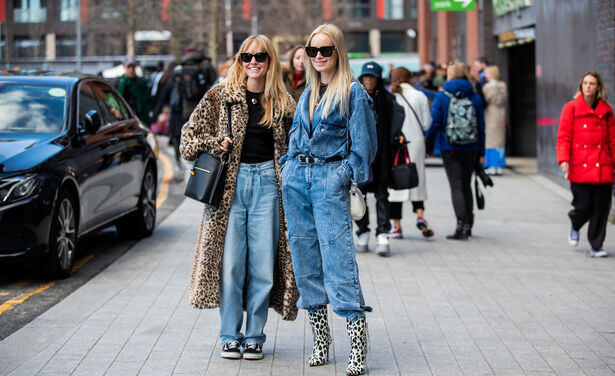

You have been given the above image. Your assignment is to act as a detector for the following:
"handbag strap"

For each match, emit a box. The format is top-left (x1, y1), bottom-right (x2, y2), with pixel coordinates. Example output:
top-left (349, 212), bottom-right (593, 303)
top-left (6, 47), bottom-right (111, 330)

top-left (226, 102), bottom-right (233, 138)
top-left (393, 147), bottom-right (410, 166)
top-left (398, 93), bottom-right (424, 133)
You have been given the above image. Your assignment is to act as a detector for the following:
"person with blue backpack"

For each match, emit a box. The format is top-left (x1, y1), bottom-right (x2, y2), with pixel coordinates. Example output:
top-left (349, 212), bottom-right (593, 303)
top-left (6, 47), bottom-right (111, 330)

top-left (426, 62), bottom-right (486, 240)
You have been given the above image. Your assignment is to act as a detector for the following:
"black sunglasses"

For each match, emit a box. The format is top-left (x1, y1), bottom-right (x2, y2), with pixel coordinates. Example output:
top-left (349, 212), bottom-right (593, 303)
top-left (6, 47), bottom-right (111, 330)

top-left (304, 46), bottom-right (336, 58)
top-left (240, 52), bottom-right (269, 63)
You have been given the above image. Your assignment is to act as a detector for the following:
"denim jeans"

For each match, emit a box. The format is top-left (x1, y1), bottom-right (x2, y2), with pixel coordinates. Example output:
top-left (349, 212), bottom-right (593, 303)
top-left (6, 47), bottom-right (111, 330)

top-left (220, 160), bottom-right (279, 346)
top-left (282, 158), bottom-right (371, 322)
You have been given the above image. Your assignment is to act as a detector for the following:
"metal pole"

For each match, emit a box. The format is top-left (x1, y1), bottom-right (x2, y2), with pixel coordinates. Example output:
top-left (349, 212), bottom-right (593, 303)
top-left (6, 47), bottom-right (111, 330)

top-left (76, 0), bottom-right (82, 72)
top-left (225, 0), bottom-right (232, 57)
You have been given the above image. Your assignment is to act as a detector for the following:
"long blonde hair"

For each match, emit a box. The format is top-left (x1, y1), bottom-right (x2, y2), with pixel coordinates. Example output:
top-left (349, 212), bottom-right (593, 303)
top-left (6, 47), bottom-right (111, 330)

top-left (574, 71), bottom-right (608, 101)
top-left (225, 35), bottom-right (291, 127)
top-left (305, 24), bottom-right (353, 120)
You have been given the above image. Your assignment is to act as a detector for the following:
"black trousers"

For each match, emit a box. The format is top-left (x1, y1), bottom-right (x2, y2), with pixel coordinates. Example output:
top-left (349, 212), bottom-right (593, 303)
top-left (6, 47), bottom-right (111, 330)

top-left (569, 182), bottom-right (612, 250)
top-left (442, 151), bottom-right (477, 219)
top-left (356, 182), bottom-right (391, 235)
top-left (389, 201), bottom-right (425, 220)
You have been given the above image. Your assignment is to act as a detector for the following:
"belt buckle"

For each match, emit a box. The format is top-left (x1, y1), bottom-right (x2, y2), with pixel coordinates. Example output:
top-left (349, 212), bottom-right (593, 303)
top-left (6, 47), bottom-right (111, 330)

top-left (299, 154), bottom-right (317, 163)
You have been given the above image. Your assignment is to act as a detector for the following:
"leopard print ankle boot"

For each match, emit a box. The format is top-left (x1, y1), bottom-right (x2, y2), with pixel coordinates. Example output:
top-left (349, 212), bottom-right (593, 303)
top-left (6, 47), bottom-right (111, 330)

top-left (307, 306), bottom-right (332, 366)
top-left (346, 316), bottom-right (367, 375)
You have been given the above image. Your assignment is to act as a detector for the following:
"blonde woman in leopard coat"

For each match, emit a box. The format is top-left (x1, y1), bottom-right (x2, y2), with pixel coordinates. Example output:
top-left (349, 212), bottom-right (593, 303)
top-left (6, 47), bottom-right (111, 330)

top-left (180, 35), bottom-right (298, 360)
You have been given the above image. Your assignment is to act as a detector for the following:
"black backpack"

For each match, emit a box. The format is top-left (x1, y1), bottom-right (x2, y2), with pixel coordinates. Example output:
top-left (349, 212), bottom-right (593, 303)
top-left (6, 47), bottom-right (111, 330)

top-left (177, 64), bottom-right (209, 102)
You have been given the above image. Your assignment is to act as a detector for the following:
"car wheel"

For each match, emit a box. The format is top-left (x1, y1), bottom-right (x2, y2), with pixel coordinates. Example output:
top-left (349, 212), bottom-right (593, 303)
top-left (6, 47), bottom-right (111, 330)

top-left (43, 191), bottom-right (77, 279)
top-left (116, 166), bottom-right (156, 239)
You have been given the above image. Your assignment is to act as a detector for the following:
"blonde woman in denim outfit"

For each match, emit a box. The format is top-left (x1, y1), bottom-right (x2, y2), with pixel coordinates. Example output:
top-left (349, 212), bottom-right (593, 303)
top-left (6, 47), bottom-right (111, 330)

top-left (281, 24), bottom-right (377, 376)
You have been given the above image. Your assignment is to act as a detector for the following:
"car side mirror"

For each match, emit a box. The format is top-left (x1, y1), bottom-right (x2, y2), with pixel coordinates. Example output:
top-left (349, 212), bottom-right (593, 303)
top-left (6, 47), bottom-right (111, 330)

top-left (84, 110), bottom-right (102, 134)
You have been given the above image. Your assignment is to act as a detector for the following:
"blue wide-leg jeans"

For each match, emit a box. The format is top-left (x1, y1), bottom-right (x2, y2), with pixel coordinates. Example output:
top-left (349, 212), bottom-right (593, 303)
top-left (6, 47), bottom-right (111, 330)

top-left (219, 160), bottom-right (279, 346)
top-left (281, 159), bottom-right (371, 322)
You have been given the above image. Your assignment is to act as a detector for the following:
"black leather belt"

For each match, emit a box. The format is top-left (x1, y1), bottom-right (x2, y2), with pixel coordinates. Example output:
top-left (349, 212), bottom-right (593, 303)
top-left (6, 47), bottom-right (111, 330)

top-left (297, 154), bottom-right (343, 164)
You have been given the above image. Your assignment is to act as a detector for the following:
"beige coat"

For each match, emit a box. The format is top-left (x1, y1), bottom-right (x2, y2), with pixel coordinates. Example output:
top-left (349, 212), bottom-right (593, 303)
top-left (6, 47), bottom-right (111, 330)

top-left (482, 80), bottom-right (508, 149)
top-left (180, 82), bottom-right (299, 321)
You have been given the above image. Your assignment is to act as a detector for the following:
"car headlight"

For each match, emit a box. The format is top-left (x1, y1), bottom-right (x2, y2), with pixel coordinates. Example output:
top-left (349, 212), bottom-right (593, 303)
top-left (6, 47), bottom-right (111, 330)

top-left (0, 175), bottom-right (43, 205)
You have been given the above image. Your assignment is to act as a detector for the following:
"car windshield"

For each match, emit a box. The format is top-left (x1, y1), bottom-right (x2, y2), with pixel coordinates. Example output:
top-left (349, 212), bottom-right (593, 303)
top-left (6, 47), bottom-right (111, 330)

top-left (0, 83), bottom-right (67, 133)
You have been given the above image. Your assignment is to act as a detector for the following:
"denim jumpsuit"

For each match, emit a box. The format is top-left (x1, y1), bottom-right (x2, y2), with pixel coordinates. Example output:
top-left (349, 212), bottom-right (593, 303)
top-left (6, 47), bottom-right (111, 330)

top-left (281, 83), bottom-right (377, 322)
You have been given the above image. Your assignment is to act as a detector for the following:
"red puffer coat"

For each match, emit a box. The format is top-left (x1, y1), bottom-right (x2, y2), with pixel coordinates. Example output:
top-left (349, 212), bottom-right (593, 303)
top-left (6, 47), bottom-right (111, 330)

top-left (556, 95), bottom-right (615, 184)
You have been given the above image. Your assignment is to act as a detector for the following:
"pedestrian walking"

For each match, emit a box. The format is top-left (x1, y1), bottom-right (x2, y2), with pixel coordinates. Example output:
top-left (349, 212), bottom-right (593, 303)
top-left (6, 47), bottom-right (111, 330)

top-left (118, 55), bottom-right (152, 126)
top-left (556, 71), bottom-right (615, 258)
top-left (482, 65), bottom-right (508, 175)
top-left (426, 62), bottom-right (486, 240)
top-left (353, 61), bottom-right (404, 256)
top-left (283, 45), bottom-right (307, 102)
top-left (180, 35), bottom-right (298, 360)
top-left (280, 24), bottom-right (377, 375)
top-left (388, 67), bottom-right (434, 239)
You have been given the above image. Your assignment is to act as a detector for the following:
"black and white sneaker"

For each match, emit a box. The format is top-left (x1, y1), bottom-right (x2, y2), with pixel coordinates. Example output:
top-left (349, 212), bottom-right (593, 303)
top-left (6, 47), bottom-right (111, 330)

top-left (243, 342), bottom-right (263, 360)
top-left (221, 340), bottom-right (241, 359)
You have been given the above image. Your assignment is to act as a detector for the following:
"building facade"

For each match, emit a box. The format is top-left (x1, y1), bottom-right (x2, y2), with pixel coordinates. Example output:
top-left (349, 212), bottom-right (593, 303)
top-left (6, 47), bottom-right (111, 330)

top-left (0, 0), bottom-right (420, 71)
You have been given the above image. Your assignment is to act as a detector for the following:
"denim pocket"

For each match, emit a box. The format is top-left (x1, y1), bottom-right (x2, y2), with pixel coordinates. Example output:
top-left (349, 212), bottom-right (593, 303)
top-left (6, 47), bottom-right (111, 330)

top-left (310, 121), bottom-right (347, 157)
top-left (261, 166), bottom-right (278, 186)
top-left (334, 162), bottom-right (352, 185)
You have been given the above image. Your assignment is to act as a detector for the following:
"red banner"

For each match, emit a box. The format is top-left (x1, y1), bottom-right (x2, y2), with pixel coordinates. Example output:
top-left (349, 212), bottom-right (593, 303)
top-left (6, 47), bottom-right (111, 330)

top-left (161, 0), bottom-right (169, 21)
top-left (81, 0), bottom-right (88, 22)
top-left (377, 0), bottom-right (385, 18)
top-left (323, 0), bottom-right (332, 19)
top-left (242, 0), bottom-right (251, 20)
top-left (0, 0), bottom-right (6, 23)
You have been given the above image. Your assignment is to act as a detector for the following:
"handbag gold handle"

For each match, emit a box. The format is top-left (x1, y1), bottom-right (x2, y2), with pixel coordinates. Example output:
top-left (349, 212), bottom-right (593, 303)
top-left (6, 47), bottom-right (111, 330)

top-left (192, 166), bottom-right (212, 174)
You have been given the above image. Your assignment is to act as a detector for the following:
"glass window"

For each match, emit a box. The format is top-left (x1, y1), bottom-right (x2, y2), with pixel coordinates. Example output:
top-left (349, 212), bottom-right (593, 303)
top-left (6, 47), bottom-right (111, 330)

top-left (384, 0), bottom-right (403, 19)
top-left (0, 83), bottom-right (67, 133)
top-left (92, 0), bottom-right (120, 20)
top-left (13, 0), bottom-right (47, 23)
top-left (14, 37), bottom-right (45, 58)
top-left (60, 0), bottom-right (77, 21)
top-left (56, 38), bottom-right (75, 57)
top-left (90, 82), bottom-right (129, 124)
top-left (309, 0), bottom-right (322, 18)
top-left (410, 0), bottom-right (417, 19)
top-left (346, 32), bottom-right (370, 52)
top-left (343, 0), bottom-right (370, 18)
top-left (381, 32), bottom-right (405, 52)
top-left (78, 82), bottom-right (102, 129)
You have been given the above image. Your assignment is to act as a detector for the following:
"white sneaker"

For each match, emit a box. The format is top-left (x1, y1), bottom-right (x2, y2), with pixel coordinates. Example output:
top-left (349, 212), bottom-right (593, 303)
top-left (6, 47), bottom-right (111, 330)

top-left (356, 232), bottom-right (370, 252)
top-left (375, 233), bottom-right (390, 257)
top-left (589, 249), bottom-right (607, 258)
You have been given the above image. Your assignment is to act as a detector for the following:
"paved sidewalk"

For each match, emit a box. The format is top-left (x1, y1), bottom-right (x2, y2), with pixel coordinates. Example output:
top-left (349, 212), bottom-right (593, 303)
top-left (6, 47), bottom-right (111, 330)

top-left (1, 166), bottom-right (614, 376)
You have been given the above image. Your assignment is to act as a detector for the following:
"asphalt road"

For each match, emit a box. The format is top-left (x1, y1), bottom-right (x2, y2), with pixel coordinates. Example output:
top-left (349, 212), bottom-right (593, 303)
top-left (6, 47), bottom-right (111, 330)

top-left (0, 136), bottom-right (187, 340)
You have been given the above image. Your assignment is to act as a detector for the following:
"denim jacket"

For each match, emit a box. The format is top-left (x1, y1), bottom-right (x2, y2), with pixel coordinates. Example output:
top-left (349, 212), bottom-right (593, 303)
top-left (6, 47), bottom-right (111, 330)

top-left (281, 82), bottom-right (377, 184)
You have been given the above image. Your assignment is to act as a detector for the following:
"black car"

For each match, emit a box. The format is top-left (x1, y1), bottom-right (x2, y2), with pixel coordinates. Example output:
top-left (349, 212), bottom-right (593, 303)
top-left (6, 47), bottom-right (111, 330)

top-left (0, 73), bottom-right (158, 278)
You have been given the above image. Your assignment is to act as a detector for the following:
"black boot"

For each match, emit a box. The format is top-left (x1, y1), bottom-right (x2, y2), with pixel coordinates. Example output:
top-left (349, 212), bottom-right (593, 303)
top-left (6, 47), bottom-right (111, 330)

top-left (308, 306), bottom-right (331, 366)
top-left (346, 316), bottom-right (368, 376)
top-left (468, 213), bottom-right (474, 237)
top-left (446, 217), bottom-right (469, 240)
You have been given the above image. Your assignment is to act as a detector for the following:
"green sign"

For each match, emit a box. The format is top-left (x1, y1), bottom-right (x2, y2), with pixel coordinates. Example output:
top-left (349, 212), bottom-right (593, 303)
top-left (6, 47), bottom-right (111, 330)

top-left (431, 0), bottom-right (476, 11)
top-left (493, 0), bottom-right (532, 16)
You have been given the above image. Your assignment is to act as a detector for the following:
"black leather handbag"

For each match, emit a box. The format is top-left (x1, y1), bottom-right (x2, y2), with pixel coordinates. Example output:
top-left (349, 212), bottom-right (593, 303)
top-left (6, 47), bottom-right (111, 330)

top-left (184, 103), bottom-right (233, 207)
top-left (390, 146), bottom-right (419, 190)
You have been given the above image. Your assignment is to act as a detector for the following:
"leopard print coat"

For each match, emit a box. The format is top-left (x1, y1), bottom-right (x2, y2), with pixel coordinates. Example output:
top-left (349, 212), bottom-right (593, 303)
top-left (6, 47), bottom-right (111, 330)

top-left (180, 82), bottom-right (299, 321)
